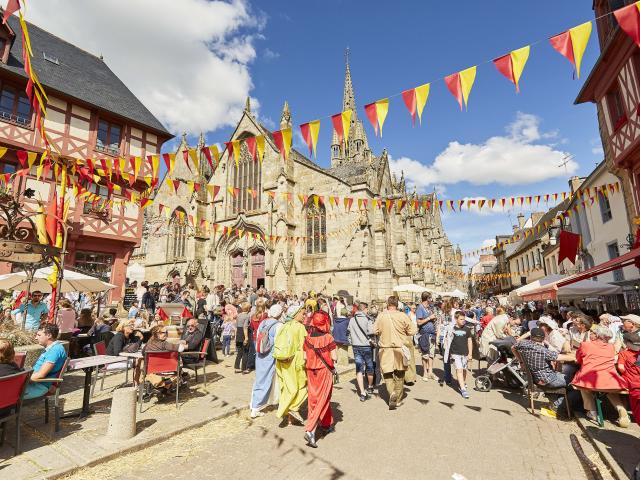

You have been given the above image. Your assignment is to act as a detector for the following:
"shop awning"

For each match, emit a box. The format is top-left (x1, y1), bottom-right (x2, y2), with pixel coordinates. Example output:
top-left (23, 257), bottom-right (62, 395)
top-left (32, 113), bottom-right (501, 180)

top-left (555, 247), bottom-right (640, 288)
top-left (520, 276), bottom-right (622, 301)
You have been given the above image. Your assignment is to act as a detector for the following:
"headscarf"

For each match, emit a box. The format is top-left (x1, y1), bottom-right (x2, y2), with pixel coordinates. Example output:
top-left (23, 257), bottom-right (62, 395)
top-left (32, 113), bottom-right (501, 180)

top-left (268, 304), bottom-right (283, 319)
top-left (285, 305), bottom-right (303, 322)
top-left (311, 311), bottom-right (331, 333)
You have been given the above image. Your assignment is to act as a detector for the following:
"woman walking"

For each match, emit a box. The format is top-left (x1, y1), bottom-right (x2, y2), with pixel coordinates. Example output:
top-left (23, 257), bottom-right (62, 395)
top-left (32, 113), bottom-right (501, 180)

top-left (273, 305), bottom-right (308, 425)
top-left (303, 311), bottom-right (337, 448)
top-left (250, 304), bottom-right (283, 418)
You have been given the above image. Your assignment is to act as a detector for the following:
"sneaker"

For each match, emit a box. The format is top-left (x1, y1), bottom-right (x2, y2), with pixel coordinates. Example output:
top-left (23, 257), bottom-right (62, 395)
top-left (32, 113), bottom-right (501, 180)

top-left (359, 394), bottom-right (367, 402)
top-left (585, 410), bottom-right (598, 424)
top-left (289, 411), bottom-right (304, 425)
top-left (428, 373), bottom-right (437, 380)
top-left (422, 376), bottom-right (429, 382)
top-left (250, 409), bottom-right (265, 419)
top-left (617, 407), bottom-right (630, 428)
top-left (388, 392), bottom-right (398, 410)
top-left (460, 389), bottom-right (470, 399)
top-left (304, 431), bottom-right (318, 448)
top-left (366, 387), bottom-right (374, 395)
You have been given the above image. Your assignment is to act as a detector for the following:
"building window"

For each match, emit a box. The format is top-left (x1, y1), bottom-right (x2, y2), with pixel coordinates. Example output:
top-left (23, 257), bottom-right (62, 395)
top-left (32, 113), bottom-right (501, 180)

top-left (83, 183), bottom-right (110, 215)
top-left (0, 85), bottom-right (32, 126)
top-left (608, 241), bottom-right (624, 281)
top-left (306, 195), bottom-right (326, 254)
top-left (606, 86), bottom-right (627, 132)
top-left (96, 119), bottom-right (122, 155)
top-left (599, 191), bottom-right (613, 223)
top-left (231, 141), bottom-right (261, 214)
top-left (0, 160), bottom-right (16, 174)
top-left (168, 208), bottom-right (187, 260)
top-left (74, 251), bottom-right (114, 282)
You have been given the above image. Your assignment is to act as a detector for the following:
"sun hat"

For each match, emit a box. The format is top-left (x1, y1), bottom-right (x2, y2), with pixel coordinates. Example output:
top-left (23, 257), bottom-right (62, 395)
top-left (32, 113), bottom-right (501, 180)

top-left (268, 304), bottom-right (283, 319)
top-left (621, 314), bottom-right (640, 326)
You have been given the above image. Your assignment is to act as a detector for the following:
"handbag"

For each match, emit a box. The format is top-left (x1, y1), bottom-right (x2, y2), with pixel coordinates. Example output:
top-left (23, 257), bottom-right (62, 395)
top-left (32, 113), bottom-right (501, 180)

top-left (306, 339), bottom-right (339, 385)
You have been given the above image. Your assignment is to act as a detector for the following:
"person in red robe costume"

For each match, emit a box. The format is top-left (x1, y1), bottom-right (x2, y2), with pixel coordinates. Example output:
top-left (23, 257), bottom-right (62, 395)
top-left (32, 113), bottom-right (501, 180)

top-left (303, 310), bottom-right (337, 448)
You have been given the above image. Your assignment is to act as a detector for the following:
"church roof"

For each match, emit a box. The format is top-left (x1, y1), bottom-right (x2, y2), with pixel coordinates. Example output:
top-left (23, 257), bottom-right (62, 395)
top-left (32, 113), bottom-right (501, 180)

top-left (1, 15), bottom-right (171, 137)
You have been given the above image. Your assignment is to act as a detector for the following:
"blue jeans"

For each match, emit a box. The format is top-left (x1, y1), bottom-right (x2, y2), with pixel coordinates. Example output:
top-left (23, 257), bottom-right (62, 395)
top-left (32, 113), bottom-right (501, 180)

top-left (540, 371), bottom-right (568, 411)
top-left (439, 340), bottom-right (452, 384)
top-left (222, 335), bottom-right (232, 355)
top-left (353, 346), bottom-right (374, 374)
top-left (24, 382), bottom-right (50, 400)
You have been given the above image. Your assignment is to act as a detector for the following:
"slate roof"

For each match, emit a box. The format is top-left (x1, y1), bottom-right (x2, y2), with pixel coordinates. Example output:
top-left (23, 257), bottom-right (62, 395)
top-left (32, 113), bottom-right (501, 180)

top-left (326, 156), bottom-right (383, 185)
top-left (1, 15), bottom-right (171, 136)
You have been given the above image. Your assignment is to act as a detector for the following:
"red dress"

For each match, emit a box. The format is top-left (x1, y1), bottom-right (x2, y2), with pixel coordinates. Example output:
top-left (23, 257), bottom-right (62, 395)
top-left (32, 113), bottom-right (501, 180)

top-left (617, 349), bottom-right (640, 425)
top-left (303, 332), bottom-right (336, 431)
top-left (572, 341), bottom-right (627, 391)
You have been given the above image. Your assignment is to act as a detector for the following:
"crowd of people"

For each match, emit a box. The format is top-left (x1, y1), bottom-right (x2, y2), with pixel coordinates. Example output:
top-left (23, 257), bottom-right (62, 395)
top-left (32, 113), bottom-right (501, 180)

top-left (1, 280), bottom-right (640, 450)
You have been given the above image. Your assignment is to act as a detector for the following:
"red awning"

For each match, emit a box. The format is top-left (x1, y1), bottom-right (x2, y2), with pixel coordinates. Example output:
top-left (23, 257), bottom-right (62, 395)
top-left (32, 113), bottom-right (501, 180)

top-left (556, 247), bottom-right (640, 288)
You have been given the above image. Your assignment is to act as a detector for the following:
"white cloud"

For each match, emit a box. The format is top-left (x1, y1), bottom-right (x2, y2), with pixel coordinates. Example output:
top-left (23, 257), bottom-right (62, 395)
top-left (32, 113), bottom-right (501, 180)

top-left (482, 238), bottom-right (497, 248)
top-left (27, 0), bottom-right (264, 135)
top-left (263, 48), bottom-right (280, 61)
top-left (389, 112), bottom-right (577, 190)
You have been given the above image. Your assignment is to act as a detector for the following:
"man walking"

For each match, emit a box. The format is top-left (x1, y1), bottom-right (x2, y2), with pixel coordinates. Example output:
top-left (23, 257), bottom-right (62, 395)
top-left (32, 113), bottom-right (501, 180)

top-left (373, 296), bottom-right (417, 410)
top-left (348, 302), bottom-right (375, 401)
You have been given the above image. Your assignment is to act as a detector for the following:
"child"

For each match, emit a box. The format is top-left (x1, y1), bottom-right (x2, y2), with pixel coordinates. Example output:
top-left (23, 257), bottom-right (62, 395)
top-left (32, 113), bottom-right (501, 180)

top-left (445, 311), bottom-right (474, 399)
top-left (616, 331), bottom-right (640, 425)
top-left (221, 314), bottom-right (235, 357)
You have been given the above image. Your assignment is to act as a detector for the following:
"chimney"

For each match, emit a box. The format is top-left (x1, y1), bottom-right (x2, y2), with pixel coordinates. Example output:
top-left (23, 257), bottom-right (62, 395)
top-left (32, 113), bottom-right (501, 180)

top-left (517, 213), bottom-right (525, 228)
top-left (569, 176), bottom-right (584, 195)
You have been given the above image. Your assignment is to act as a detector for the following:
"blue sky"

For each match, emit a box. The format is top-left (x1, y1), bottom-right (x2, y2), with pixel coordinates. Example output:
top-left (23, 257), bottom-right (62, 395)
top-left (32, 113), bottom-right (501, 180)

top-left (30, 1), bottom-right (605, 266)
top-left (214, 0), bottom-right (604, 265)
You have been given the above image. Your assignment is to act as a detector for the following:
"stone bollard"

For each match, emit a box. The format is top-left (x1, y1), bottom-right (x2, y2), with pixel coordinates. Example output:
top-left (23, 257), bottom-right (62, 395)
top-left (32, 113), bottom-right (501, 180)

top-left (107, 387), bottom-right (137, 440)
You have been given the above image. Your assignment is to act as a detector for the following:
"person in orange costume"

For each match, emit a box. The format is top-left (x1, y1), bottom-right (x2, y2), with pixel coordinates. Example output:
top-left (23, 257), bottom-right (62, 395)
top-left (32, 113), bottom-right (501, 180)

top-left (302, 310), bottom-right (337, 448)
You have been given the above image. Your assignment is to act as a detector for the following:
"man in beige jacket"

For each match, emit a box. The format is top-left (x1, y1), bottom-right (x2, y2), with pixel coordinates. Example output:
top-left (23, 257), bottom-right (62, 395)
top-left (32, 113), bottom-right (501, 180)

top-left (373, 296), bottom-right (417, 409)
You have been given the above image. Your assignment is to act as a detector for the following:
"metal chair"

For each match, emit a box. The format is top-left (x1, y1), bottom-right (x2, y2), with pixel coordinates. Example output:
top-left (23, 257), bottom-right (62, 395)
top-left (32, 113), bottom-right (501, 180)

top-left (90, 340), bottom-right (127, 396)
top-left (138, 351), bottom-right (181, 412)
top-left (180, 339), bottom-right (210, 387)
top-left (512, 346), bottom-right (571, 418)
top-left (0, 369), bottom-right (32, 455)
top-left (24, 358), bottom-right (69, 433)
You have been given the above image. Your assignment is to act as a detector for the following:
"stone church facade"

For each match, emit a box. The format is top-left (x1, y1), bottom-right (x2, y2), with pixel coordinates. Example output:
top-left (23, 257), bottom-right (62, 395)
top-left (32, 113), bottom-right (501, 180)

top-left (132, 60), bottom-right (464, 301)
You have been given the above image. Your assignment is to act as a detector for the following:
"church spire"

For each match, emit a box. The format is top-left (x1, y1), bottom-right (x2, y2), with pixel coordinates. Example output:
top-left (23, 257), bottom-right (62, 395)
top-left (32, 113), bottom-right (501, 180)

top-left (280, 100), bottom-right (291, 129)
top-left (342, 48), bottom-right (356, 112)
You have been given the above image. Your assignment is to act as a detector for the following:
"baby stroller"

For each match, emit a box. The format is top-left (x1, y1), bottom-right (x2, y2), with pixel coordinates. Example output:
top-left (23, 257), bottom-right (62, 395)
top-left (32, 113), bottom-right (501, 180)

top-left (475, 337), bottom-right (527, 392)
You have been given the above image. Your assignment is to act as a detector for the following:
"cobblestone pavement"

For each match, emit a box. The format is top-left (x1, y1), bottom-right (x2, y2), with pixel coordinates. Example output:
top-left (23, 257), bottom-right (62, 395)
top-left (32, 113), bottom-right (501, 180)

top-left (62, 369), bottom-right (610, 480)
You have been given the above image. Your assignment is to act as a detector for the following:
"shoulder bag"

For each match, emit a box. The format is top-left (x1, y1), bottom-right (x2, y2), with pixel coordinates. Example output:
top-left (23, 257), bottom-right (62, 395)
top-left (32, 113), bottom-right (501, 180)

top-left (306, 338), bottom-right (339, 385)
top-left (354, 315), bottom-right (377, 348)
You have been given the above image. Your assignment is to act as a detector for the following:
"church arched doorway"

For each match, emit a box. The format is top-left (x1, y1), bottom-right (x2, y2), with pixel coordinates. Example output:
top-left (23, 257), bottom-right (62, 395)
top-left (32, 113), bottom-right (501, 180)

top-left (231, 251), bottom-right (244, 287)
top-left (250, 249), bottom-right (265, 289)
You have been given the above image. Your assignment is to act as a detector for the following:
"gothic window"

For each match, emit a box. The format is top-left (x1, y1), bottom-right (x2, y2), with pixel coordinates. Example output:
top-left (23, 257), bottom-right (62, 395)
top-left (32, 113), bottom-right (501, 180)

top-left (168, 207), bottom-right (187, 260)
top-left (306, 195), bottom-right (326, 254)
top-left (231, 139), bottom-right (261, 214)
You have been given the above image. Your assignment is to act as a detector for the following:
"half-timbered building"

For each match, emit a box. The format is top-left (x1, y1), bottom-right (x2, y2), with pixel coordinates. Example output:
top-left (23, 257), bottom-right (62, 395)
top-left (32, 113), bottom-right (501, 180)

top-left (0, 15), bottom-right (172, 300)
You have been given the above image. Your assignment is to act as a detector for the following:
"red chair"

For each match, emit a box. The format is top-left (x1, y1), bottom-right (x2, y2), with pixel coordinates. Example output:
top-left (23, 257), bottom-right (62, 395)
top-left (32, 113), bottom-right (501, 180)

top-left (0, 369), bottom-right (32, 455)
top-left (90, 340), bottom-right (127, 397)
top-left (180, 339), bottom-right (210, 387)
top-left (14, 352), bottom-right (26, 369)
top-left (139, 351), bottom-right (181, 412)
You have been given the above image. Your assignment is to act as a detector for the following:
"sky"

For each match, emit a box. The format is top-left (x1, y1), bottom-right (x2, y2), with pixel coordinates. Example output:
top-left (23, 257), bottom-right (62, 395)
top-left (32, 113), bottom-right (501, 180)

top-left (26, 0), bottom-right (605, 267)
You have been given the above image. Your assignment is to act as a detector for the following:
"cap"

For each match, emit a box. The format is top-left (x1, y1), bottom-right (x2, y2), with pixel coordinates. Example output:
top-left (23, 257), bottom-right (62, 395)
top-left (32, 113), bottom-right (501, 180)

top-left (621, 314), bottom-right (640, 326)
top-left (530, 327), bottom-right (545, 339)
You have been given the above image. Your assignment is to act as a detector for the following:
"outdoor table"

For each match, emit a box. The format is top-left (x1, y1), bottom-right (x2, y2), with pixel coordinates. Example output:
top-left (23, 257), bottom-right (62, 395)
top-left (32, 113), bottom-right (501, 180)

top-left (65, 355), bottom-right (127, 418)
top-left (119, 351), bottom-right (143, 384)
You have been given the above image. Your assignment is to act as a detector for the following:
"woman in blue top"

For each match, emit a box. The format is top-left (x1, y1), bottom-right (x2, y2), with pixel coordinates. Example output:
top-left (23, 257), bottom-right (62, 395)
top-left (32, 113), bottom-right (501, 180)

top-left (249, 304), bottom-right (283, 418)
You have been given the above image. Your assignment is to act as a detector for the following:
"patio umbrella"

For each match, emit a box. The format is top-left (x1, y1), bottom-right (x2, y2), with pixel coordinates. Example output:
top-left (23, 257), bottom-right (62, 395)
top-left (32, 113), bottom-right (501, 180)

top-left (0, 267), bottom-right (116, 293)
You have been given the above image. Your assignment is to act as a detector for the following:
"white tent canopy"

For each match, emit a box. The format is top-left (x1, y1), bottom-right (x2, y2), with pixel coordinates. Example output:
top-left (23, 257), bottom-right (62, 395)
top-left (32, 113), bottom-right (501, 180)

top-left (514, 274), bottom-right (622, 301)
top-left (0, 267), bottom-right (116, 294)
top-left (439, 289), bottom-right (468, 298)
top-left (393, 284), bottom-right (431, 293)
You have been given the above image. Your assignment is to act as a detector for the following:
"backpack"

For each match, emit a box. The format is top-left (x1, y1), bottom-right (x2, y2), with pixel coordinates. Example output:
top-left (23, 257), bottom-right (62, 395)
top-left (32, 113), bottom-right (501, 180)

top-left (256, 321), bottom-right (277, 354)
top-left (272, 322), bottom-right (299, 360)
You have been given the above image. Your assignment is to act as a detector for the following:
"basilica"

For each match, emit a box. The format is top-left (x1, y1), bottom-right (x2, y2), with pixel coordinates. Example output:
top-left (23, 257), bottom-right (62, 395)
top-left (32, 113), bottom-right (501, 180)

top-left (131, 59), bottom-right (464, 302)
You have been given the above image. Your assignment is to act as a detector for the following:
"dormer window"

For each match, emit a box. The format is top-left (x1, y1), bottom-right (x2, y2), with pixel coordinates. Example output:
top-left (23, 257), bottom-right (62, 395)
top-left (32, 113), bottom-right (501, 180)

top-left (95, 119), bottom-right (121, 155)
top-left (0, 84), bottom-right (32, 127)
